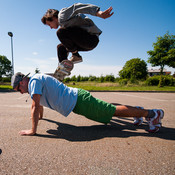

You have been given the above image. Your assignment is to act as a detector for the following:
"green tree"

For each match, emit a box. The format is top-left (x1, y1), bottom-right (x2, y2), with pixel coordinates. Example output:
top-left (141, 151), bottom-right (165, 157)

top-left (71, 75), bottom-right (77, 81)
top-left (119, 58), bottom-right (147, 80)
top-left (147, 32), bottom-right (175, 74)
top-left (104, 74), bottom-right (115, 82)
top-left (99, 75), bottom-right (105, 82)
top-left (147, 32), bottom-right (175, 87)
top-left (76, 75), bottom-right (81, 82)
top-left (88, 75), bottom-right (97, 81)
top-left (0, 55), bottom-right (12, 78)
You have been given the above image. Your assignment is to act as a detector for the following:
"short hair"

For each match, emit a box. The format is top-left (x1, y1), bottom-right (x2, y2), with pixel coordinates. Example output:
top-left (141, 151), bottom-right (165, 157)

top-left (41, 9), bottom-right (59, 24)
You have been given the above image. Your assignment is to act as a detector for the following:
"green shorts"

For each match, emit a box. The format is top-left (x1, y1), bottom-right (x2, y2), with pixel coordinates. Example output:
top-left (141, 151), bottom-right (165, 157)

top-left (73, 88), bottom-right (116, 124)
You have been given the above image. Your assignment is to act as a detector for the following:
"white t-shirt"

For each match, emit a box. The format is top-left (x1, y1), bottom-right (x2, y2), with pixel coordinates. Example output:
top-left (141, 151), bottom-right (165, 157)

top-left (28, 74), bottom-right (78, 117)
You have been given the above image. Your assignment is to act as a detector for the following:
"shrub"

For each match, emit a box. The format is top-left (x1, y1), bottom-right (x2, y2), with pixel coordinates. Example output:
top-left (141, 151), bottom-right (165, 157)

top-left (104, 74), bottom-right (115, 82)
top-left (129, 77), bottom-right (139, 84)
top-left (146, 75), bottom-right (175, 86)
top-left (71, 75), bottom-right (77, 81)
top-left (88, 76), bottom-right (97, 81)
top-left (145, 76), bottom-right (159, 86)
top-left (115, 77), bottom-right (120, 82)
top-left (64, 77), bottom-right (71, 83)
top-left (119, 79), bottom-right (128, 86)
top-left (76, 75), bottom-right (81, 82)
top-left (163, 76), bottom-right (174, 86)
top-left (99, 75), bottom-right (105, 83)
top-left (80, 76), bottom-right (89, 81)
top-left (0, 77), bottom-right (11, 82)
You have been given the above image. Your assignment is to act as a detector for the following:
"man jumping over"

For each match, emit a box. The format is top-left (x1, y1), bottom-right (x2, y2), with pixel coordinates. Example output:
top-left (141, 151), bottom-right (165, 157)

top-left (41, 3), bottom-right (114, 79)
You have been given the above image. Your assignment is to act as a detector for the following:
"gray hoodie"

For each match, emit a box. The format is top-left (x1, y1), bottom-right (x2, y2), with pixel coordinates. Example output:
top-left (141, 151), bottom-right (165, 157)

top-left (58, 3), bottom-right (102, 36)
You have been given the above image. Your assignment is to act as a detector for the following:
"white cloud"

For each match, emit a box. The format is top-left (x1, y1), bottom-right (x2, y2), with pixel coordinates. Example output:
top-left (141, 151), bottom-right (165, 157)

top-left (32, 52), bottom-right (38, 55)
top-left (49, 57), bottom-right (57, 61)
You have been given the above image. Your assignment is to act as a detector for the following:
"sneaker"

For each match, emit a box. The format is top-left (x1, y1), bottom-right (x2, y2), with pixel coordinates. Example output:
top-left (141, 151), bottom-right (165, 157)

top-left (133, 117), bottom-right (143, 126)
top-left (70, 55), bottom-right (83, 64)
top-left (57, 68), bottom-right (70, 76)
top-left (57, 60), bottom-right (72, 76)
top-left (133, 106), bottom-right (144, 126)
top-left (146, 109), bottom-right (164, 133)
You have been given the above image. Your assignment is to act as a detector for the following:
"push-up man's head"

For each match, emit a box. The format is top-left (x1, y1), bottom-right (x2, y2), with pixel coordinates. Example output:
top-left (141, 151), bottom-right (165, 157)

top-left (11, 72), bottom-right (30, 94)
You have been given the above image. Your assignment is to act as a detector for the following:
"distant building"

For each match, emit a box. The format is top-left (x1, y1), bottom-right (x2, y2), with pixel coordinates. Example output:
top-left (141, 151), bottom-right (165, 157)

top-left (148, 69), bottom-right (171, 77)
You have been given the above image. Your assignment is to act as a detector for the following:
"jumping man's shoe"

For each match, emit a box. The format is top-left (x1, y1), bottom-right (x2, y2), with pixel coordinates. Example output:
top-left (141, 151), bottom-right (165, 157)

top-left (146, 109), bottom-right (164, 133)
top-left (58, 60), bottom-right (73, 75)
top-left (133, 106), bottom-right (144, 126)
top-left (53, 60), bottom-right (74, 81)
top-left (70, 55), bottom-right (83, 64)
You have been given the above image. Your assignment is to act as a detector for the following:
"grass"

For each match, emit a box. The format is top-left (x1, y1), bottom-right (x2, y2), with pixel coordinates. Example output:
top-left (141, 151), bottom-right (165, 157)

top-left (0, 84), bottom-right (13, 92)
top-left (65, 82), bottom-right (175, 91)
top-left (0, 84), bottom-right (12, 89)
top-left (0, 82), bottom-right (175, 92)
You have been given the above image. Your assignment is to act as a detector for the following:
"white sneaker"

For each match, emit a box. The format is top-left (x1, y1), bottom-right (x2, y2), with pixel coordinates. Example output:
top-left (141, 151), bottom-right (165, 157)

top-left (146, 109), bottom-right (164, 133)
top-left (133, 106), bottom-right (144, 126)
top-left (54, 60), bottom-right (73, 81)
top-left (57, 61), bottom-right (72, 76)
top-left (133, 117), bottom-right (143, 126)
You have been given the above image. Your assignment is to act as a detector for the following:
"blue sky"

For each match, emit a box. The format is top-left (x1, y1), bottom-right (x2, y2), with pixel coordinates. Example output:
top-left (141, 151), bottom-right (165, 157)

top-left (0, 0), bottom-right (175, 77)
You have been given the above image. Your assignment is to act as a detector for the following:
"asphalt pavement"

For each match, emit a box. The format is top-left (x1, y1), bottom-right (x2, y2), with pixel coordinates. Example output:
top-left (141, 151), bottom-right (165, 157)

top-left (0, 91), bottom-right (175, 175)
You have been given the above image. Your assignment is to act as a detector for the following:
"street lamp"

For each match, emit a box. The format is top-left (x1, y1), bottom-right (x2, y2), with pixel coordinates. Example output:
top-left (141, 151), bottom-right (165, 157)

top-left (8, 32), bottom-right (14, 75)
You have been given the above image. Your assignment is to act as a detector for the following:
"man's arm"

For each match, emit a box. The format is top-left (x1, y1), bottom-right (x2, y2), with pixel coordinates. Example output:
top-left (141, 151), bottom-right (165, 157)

top-left (39, 105), bottom-right (44, 120)
top-left (59, 3), bottom-right (114, 24)
top-left (19, 94), bottom-right (41, 136)
top-left (96, 7), bottom-right (114, 19)
top-left (59, 3), bottom-right (100, 20)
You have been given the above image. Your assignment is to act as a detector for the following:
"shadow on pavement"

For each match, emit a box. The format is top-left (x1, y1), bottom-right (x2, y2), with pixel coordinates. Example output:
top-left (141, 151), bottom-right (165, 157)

top-left (35, 118), bottom-right (175, 142)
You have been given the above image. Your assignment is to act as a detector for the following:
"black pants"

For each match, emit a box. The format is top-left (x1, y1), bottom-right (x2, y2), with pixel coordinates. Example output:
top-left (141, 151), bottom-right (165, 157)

top-left (56, 27), bottom-right (99, 63)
